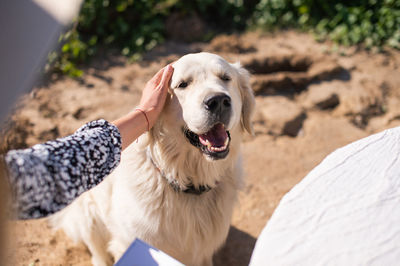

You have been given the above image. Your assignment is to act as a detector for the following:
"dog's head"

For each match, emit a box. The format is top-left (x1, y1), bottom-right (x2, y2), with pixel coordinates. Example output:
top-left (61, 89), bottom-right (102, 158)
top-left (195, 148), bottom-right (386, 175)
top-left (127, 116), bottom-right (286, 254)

top-left (156, 52), bottom-right (254, 161)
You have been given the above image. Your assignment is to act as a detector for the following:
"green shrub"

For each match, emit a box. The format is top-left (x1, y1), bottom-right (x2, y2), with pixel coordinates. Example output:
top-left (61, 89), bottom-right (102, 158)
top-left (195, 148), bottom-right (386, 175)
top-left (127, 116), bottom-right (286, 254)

top-left (49, 0), bottom-right (168, 77)
top-left (49, 0), bottom-right (257, 77)
top-left (251, 0), bottom-right (400, 49)
top-left (51, 0), bottom-right (400, 77)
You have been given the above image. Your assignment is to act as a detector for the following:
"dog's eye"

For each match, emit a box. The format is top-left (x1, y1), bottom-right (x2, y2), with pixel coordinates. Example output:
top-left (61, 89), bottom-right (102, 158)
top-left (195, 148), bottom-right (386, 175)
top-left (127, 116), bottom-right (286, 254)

top-left (178, 81), bottom-right (188, 88)
top-left (220, 74), bottom-right (231, 81)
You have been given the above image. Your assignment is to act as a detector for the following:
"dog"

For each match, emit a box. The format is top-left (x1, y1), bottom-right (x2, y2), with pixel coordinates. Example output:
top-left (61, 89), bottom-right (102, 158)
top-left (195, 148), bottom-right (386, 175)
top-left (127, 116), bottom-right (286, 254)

top-left (50, 52), bottom-right (255, 266)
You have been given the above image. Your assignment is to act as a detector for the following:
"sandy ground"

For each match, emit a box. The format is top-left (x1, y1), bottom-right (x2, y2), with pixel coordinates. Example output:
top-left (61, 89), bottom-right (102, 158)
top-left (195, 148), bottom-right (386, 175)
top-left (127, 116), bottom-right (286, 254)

top-left (2, 31), bottom-right (400, 265)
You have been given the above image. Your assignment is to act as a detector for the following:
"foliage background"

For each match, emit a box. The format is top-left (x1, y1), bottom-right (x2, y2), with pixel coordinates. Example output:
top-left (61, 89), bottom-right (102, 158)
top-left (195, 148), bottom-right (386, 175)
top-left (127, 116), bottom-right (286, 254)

top-left (52, 0), bottom-right (400, 77)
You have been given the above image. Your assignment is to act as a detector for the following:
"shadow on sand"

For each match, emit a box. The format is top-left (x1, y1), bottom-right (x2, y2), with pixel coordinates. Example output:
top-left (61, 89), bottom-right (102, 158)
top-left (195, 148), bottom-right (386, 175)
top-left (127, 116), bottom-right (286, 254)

top-left (213, 226), bottom-right (257, 266)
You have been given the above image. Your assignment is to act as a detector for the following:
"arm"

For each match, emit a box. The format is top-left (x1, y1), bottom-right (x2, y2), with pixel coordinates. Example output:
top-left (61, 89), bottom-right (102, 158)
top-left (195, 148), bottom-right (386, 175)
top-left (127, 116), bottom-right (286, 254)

top-left (4, 65), bottom-right (173, 219)
top-left (5, 119), bottom-right (121, 219)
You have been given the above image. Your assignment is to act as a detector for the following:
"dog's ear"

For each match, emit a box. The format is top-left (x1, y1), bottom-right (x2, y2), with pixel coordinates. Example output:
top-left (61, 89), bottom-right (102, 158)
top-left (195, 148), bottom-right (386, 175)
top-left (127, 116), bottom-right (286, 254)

top-left (233, 62), bottom-right (255, 135)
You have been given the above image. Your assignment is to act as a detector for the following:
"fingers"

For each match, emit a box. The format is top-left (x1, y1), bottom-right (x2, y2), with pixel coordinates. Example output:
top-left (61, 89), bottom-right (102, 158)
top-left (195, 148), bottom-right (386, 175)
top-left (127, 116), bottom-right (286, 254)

top-left (149, 66), bottom-right (167, 86)
top-left (158, 64), bottom-right (174, 90)
top-left (149, 64), bottom-right (174, 88)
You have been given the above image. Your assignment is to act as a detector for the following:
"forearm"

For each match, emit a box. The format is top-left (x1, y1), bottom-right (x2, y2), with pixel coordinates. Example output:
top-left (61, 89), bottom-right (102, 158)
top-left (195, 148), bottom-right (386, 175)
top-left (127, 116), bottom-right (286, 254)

top-left (112, 109), bottom-right (151, 150)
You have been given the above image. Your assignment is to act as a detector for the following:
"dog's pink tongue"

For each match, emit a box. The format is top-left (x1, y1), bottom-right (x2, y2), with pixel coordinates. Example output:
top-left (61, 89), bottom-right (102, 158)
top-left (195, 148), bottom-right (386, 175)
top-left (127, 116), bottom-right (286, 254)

top-left (199, 124), bottom-right (228, 147)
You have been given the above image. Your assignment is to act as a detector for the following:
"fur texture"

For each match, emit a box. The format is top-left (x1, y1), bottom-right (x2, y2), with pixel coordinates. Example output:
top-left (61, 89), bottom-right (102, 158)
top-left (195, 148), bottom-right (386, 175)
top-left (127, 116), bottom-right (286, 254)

top-left (50, 52), bottom-right (255, 266)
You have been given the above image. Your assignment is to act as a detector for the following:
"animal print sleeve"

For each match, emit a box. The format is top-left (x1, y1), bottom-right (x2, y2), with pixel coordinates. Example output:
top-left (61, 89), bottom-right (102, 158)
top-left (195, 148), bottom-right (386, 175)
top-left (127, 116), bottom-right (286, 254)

top-left (4, 119), bottom-right (122, 219)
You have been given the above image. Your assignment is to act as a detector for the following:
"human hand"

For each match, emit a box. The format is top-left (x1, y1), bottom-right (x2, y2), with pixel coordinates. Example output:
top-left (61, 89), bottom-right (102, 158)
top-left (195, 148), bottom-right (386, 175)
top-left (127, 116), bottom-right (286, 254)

top-left (137, 64), bottom-right (174, 128)
top-left (113, 65), bottom-right (174, 150)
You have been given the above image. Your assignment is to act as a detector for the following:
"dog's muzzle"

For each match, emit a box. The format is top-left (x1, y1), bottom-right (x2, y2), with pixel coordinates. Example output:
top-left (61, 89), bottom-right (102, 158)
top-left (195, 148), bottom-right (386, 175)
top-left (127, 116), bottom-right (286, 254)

top-left (183, 93), bottom-right (233, 160)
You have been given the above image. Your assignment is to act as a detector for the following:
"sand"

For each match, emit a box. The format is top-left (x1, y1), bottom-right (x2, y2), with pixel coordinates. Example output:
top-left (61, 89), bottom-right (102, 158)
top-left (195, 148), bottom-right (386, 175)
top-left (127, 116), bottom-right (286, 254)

top-left (2, 31), bottom-right (400, 265)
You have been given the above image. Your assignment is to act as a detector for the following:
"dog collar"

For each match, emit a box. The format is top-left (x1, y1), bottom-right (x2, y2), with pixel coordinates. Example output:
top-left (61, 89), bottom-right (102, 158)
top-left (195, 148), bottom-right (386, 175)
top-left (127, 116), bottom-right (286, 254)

top-left (168, 179), bottom-right (212, 195)
top-left (146, 148), bottom-right (213, 195)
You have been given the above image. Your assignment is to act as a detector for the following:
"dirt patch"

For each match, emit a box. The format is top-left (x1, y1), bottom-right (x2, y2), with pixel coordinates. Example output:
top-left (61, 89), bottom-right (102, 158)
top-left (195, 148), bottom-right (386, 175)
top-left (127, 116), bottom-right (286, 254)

top-left (209, 34), bottom-right (256, 54)
top-left (165, 12), bottom-right (208, 42)
top-left (247, 55), bottom-right (347, 96)
top-left (3, 30), bottom-right (400, 265)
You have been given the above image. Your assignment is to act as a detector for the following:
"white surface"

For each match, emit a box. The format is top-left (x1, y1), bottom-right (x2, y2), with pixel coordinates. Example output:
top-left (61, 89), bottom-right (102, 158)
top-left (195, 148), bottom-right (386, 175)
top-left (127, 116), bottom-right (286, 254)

top-left (115, 238), bottom-right (184, 266)
top-left (250, 126), bottom-right (400, 266)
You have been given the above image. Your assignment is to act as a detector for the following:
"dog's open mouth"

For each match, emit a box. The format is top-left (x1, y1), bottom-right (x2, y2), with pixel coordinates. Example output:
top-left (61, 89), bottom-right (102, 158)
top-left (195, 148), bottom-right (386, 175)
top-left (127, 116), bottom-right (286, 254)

top-left (184, 123), bottom-right (231, 160)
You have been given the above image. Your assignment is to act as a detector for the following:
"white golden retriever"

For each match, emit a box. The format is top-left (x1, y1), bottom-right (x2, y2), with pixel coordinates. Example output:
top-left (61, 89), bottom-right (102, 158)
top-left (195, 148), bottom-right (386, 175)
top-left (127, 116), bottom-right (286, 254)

top-left (50, 52), bottom-right (255, 266)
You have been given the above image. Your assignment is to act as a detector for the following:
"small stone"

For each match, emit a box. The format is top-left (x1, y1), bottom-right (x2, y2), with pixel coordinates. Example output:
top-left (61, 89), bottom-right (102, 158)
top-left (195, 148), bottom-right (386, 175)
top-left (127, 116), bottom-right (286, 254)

top-left (255, 96), bottom-right (306, 137)
top-left (308, 59), bottom-right (345, 81)
top-left (300, 82), bottom-right (340, 110)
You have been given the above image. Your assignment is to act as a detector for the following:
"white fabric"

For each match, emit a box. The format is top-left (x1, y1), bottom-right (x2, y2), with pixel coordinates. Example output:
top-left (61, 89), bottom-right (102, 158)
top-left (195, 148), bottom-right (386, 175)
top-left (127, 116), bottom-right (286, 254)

top-left (250, 126), bottom-right (400, 266)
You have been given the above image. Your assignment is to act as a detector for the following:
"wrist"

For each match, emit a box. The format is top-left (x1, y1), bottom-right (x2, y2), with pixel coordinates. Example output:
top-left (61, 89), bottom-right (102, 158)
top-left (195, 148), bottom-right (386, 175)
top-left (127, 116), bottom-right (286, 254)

top-left (136, 106), bottom-right (157, 128)
top-left (134, 108), bottom-right (150, 131)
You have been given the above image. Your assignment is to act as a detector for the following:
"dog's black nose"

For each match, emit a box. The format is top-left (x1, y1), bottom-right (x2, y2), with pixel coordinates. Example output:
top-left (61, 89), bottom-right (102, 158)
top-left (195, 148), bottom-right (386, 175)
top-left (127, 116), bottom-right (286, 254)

top-left (204, 94), bottom-right (231, 125)
top-left (204, 94), bottom-right (231, 113)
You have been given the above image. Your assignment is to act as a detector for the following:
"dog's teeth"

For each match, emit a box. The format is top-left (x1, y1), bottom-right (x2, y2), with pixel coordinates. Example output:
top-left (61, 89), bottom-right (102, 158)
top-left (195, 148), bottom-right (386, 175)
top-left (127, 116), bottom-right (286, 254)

top-left (208, 145), bottom-right (227, 152)
top-left (224, 137), bottom-right (229, 147)
top-left (206, 140), bottom-right (212, 149)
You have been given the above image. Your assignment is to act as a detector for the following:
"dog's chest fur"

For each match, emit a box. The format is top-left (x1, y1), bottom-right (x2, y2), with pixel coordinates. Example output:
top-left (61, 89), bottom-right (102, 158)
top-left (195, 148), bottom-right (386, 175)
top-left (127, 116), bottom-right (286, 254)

top-left (106, 140), bottom-right (242, 265)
